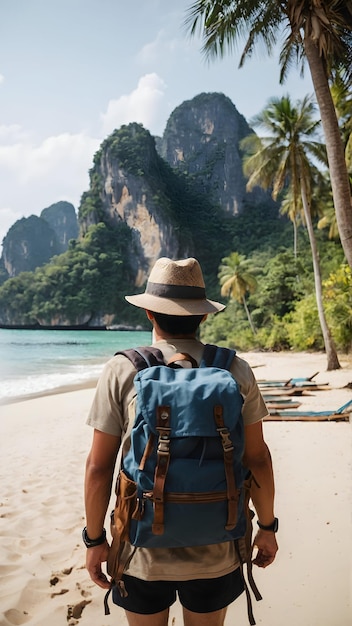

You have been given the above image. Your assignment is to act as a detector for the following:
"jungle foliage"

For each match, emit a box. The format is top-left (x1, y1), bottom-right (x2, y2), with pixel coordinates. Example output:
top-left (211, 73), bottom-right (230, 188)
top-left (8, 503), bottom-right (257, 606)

top-left (79, 123), bottom-right (244, 299)
top-left (0, 222), bottom-right (136, 327)
top-left (200, 240), bottom-right (351, 353)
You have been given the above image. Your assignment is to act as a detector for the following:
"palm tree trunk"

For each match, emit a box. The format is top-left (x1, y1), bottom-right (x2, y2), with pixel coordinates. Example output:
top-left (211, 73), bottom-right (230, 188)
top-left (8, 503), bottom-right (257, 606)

top-left (242, 295), bottom-right (256, 335)
top-left (293, 216), bottom-right (298, 259)
top-left (304, 37), bottom-right (352, 270)
top-left (300, 179), bottom-right (341, 370)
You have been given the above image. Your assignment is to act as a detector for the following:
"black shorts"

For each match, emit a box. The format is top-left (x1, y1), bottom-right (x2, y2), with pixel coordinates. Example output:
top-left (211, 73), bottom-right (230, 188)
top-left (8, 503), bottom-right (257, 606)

top-left (112, 568), bottom-right (244, 614)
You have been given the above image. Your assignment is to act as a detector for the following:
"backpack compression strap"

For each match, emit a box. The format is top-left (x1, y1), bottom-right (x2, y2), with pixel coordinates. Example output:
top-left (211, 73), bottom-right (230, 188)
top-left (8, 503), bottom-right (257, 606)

top-left (115, 346), bottom-right (165, 370)
top-left (214, 404), bottom-right (239, 530)
top-left (202, 345), bottom-right (240, 531)
top-left (201, 344), bottom-right (236, 370)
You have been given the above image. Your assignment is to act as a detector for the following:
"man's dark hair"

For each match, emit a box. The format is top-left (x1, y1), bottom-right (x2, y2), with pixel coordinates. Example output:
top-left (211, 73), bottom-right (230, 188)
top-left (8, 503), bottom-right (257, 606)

top-left (151, 312), bottom-right (204, 335)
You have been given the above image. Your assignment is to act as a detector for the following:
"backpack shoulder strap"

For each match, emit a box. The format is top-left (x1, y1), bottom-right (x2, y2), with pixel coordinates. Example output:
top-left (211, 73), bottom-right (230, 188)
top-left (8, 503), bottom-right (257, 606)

top-left (115, 346), bottom-right (165, 371)
top-left (200, 344), bottom-right (236, 371)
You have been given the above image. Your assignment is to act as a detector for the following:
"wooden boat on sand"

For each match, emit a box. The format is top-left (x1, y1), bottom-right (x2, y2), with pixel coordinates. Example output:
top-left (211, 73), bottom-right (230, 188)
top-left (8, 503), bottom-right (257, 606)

top-left (265, 399), bottom-right (352, 422)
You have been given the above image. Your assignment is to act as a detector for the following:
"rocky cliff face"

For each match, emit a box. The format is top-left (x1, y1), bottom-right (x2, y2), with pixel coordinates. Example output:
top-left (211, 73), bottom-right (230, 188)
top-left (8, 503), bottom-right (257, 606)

top-left (40, 201), bottom-right (78, 253)
top-left (2, 216), bottom-right (60, 277)
top-left (1, 202), bottom-right (78, 278)
top-left (79, 124), bottom-right (191, 285)
top-left (101, 167), bottom-right (184, 287)
top-left (77, 95), bottom-right (276, 287)
top-left (158, 92), bottom-right (269, 214)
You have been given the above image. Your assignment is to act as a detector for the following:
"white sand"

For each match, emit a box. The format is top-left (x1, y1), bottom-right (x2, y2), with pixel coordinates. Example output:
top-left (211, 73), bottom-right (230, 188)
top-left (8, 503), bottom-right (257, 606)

top-left (0, 351), bottom-right (351, 626)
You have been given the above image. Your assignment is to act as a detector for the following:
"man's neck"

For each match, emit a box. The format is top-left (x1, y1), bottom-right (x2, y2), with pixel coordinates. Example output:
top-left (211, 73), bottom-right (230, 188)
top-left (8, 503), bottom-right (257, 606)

top-left (153, 329), bottom-right (197, 342)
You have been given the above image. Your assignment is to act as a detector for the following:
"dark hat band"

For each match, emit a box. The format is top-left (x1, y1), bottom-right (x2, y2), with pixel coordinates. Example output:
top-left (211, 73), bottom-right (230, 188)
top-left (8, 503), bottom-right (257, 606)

top-left (146, 281), bottom-right (206, 300)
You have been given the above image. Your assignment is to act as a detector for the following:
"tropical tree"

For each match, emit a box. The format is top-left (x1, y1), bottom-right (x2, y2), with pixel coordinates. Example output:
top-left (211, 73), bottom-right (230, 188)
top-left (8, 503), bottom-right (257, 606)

top-left (318, 204), bottom-right (339, 239)
top-left (283, 168), bottom-right (339, 243)
top-left (218, 252), bottom-right (258, 334)
top-left (324, 264), bottom-right (352, 351)
top-left (317, 174), bottom-right (340, 239)
top-left (242, 95), bottom-right (340, 369)
top-left (279, 188), bottom-right (303, 258)
top-left (185, 0), bottom-right (352, 269)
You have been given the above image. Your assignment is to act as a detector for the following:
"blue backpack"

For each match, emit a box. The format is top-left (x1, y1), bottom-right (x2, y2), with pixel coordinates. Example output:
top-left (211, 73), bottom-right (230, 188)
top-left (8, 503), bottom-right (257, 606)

top-left (119, 344), bottom-right (246, 547)
top-left (107, 344), bottom-right (262, 624)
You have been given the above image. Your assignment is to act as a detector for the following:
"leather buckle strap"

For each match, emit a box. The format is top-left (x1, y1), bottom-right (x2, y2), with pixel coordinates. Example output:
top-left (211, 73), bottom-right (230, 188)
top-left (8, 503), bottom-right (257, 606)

top-left (214, 405), bottom-right (238, 530)
top-left (139, 433), bottom-right (155, 470)
top-left (153, 406), bottom-right (171, 535)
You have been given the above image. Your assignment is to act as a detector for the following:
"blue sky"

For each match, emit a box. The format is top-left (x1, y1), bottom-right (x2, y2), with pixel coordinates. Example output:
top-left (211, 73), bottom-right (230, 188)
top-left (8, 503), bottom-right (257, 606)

top-left (0, 0), bottom-right (315, 249)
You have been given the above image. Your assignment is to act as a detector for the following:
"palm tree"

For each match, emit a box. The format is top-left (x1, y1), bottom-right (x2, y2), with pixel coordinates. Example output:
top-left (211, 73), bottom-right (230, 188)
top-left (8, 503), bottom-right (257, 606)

top-left (218, 252), bottom-right (257, 335)
top-left (241, 94), bottom-right (340, 369)
top-left (281, 175), bottom-right (336, 254)
top-left (280, 188), bottom-right (303, 258)
top-left (185, 0), bottom-right (352, 269)
top-left (317, 174), bottom-right (340, 240)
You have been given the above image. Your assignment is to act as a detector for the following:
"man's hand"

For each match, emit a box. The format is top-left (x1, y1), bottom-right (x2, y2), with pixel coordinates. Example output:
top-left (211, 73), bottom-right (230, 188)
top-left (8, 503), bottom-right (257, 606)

top-left (252, 529), bottom-right (278, 568)
top-left (86, 541), bottom-right (111, 588)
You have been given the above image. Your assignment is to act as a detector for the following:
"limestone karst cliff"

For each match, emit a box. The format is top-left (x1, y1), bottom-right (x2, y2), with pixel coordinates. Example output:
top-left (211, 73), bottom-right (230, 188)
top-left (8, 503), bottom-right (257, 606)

top-left (78, 121), bottom-right (233, 288)
top-left (78, 93), bottom-right (273, 285)
top-left (2, 215), bottom-right (60, 278)
top-left (40, 201), bottom-right (78, 253)
top-left (1, 201), bottom-right (78, 278)
top-left (158, 92), bottom-right (270, 214)
top-left (79, 124), bottom-right (189, 287)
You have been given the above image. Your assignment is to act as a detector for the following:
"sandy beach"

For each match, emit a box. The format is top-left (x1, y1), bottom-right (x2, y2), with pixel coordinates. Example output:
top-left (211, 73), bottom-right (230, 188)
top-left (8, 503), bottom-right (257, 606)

top-left (0, 351), bottom-right (351, 626)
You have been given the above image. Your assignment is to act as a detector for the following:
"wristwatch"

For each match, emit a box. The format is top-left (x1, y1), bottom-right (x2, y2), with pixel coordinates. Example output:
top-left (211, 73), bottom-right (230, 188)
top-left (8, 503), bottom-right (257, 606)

top-left (257, 517), bottom-right (279, 532)
top-left (82, 526), bottom-right (106, 548)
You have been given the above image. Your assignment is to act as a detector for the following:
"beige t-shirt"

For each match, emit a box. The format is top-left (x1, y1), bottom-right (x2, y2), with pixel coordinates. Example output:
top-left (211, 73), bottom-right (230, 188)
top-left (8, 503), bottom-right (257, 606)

top-left (86, 338), bottom-right (269, 581)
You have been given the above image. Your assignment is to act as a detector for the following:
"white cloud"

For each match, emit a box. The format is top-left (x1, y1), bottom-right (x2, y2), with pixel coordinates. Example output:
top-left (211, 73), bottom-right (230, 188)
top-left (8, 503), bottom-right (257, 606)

top-left (100, 73), bottom-right (167, 137)
top-left (0, 74), bottom-right (4, 85)
top-left (0, 131), bottom-right (100, 250)
top-left (138, 31), bottom-right (166, 64)
top-left (0, 131), bottom-right (99, 184)
top-left (0, 124), bottom-right (29, 144)
top-left (22, 133), bottom-right (98, 183)
top-left (138, 31), bottom-right (184, 64)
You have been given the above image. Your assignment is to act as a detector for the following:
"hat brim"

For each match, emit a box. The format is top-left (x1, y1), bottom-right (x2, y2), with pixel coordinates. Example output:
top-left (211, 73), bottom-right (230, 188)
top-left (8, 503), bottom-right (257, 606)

top-left (125, 293), bottom-right (225, 316)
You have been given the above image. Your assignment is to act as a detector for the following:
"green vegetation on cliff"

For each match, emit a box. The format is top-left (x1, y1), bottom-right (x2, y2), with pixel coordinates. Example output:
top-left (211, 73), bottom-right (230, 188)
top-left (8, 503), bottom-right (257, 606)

top-left (0, 222), bottom-right (134, 327)
top-left (79, 123), bottom-right (238, 299)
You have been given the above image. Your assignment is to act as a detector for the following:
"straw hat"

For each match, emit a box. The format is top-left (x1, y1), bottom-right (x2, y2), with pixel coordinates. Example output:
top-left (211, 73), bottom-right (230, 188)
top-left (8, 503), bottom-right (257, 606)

top-left (125, 257), bottom-right (225, 316)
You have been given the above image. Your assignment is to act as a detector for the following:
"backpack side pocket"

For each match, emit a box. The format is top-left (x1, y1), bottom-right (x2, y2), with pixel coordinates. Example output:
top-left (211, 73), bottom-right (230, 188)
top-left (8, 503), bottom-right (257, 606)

top-left (107, 470), bottom-right (137, 579)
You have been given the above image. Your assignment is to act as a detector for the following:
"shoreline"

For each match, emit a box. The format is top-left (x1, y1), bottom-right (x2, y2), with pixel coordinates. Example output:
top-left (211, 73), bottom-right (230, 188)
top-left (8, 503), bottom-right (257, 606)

top-left (0, 378), bottom-right (99, 406)
top-left (0, 324), bottom-right (148, 331)
top-left (2, 349), bottom-right (352, 408)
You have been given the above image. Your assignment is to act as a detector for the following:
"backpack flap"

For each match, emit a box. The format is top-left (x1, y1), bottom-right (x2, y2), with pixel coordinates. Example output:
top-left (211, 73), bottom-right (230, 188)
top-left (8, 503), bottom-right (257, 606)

top-left (135, 366), bottom-right (243, 437)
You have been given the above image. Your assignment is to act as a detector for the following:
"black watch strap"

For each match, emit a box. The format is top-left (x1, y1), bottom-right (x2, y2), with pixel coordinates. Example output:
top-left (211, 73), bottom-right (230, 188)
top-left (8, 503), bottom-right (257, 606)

top-left (257, 517), bottom-right (279, 532)
top-left (82, 526), bottom-right (106, 548)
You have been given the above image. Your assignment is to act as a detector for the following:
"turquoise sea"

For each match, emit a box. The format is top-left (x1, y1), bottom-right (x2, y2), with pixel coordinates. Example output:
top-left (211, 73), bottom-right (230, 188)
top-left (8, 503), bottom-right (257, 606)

top-left (0, 328), bottom-right (152, 402)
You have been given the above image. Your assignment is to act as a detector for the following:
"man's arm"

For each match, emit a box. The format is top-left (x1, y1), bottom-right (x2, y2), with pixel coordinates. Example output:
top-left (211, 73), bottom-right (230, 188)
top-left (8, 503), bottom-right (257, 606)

top-left (84, 429), bottom-right (120, 588)
top-left (243, 420), bottom-right (278, 568)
